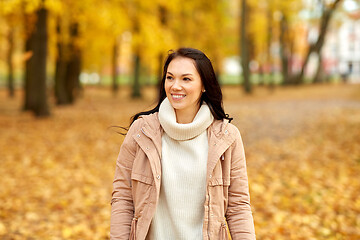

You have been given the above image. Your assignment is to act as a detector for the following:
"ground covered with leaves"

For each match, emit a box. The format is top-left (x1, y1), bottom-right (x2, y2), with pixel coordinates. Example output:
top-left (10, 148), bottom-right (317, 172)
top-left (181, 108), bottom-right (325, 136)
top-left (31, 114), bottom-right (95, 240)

top-left (0, 84), bottom-right (359, 239)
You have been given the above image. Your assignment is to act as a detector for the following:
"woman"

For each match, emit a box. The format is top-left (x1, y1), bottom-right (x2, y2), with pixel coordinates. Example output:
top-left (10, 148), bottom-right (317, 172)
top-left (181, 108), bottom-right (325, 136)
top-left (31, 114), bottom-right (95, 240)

top-left (110, 48), bottom-right (255, 240)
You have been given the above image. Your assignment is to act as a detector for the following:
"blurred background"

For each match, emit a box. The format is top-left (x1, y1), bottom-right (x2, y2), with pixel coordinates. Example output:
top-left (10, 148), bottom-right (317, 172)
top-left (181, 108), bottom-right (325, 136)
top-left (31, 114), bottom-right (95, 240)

top-left (0, 0), bottom-right (360, 239)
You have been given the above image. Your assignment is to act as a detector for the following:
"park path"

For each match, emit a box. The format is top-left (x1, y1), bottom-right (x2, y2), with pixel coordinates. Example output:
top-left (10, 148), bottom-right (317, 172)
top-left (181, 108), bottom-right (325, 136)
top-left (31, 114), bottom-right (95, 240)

top-left (0, 85), bottom-right (359, 147)
top-left (224, 95), bottom-right (360, 146)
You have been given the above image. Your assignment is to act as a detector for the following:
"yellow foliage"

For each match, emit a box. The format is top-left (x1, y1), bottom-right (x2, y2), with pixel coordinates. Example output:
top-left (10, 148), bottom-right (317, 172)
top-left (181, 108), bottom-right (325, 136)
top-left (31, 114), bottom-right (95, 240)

top-left (0, 84), bottom-right (359, 239)
top-left (0, 0), bottom-right (347, 77)
top-left (1, 0), bottom-right (22, 14)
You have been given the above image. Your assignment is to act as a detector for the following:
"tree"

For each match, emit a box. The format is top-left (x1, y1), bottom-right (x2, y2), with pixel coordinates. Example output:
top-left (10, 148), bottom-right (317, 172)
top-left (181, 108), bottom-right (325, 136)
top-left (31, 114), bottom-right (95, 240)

top-left (246, 0), bottom-right (275, 87)
top-left (112, 37), bottom-right (120, 96)
top-left (248, 0), bottom-right (267, 86)
top-left (265, 4), bottom-right (276, 87)
top-left (279, 13), bottom-right (291, 85)
top-left (294, 0), bottom-right (343, 84)
top-left (23, 11), bottom-right (35, 111)
top-left (240, 0), bottom-right (252, 93)
top-left (313, 53), bottom-right (326, 83)
top-left (64, 22), bottom-right (82, 103)
top-left (132, 48), bottom-right (141, 98)
top-left (52, 0), bottom-right (91, 104)
top-left (91, 0), bottom-right (130, 96)
top-left (54, 17), bottom-right (69, 104)
top-left (124, 0), bottom-right (163, 98)
top-left (270, 0), bottom-right (303, 85)
top-left (24, 1), bottom-right (50, 116)
top-left (130, 8), bottom-right (141, 98)
top-left (6, 17), bottom-right (15, 98)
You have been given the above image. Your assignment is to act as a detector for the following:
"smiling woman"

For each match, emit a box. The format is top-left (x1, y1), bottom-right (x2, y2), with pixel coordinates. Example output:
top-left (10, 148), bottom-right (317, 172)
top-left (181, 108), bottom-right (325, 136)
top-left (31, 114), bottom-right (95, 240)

top-left (165, 57), bottom-right (205, 123)
top-left (128, 48), bottom-right (233, 125)
top-left (110, 48), bottom-right (256, 240)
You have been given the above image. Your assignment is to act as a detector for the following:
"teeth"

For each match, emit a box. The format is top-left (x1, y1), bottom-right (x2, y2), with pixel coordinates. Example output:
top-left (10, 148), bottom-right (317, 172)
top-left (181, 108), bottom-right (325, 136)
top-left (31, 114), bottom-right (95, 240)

top-left (172, 94), bottom-right (185, 99)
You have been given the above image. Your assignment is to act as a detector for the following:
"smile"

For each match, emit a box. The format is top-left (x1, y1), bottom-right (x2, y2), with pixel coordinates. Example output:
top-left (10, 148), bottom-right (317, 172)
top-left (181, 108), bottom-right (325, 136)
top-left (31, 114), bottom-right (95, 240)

top-left (171, 94), bottom-right (186, 100)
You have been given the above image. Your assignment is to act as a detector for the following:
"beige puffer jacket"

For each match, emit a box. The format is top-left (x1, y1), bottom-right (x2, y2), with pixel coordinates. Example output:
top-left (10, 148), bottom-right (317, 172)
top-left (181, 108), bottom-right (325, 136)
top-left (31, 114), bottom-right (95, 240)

top-left (110, 113), bottom-right (256, 240)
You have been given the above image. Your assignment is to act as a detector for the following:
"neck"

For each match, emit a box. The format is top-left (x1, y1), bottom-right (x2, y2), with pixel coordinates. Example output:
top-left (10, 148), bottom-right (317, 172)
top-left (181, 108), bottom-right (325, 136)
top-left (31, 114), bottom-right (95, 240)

top-left (158, 97), bottom-right (214, 140)
top-left (175, 105), bottom-right (200, 124)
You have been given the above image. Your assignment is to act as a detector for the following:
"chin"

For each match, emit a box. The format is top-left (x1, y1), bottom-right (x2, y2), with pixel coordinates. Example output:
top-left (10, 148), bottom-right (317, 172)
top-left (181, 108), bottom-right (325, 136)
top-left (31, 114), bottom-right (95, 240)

top-left (169, 102), bottom-right (185, 110)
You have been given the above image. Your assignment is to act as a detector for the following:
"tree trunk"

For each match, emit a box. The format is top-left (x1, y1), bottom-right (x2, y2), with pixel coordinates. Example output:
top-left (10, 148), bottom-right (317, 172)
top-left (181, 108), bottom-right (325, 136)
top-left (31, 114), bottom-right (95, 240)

top-left (27, 4), bottom-right (50, 116)
top-left (112, 38), bottom-right (119, 96)
top-left (65, 22), bottom-right (82, 103)
top-left (258, 64), bottom-right (264, 86)
top-left (266, 7), bottom-right (275, 89)
top-left (23, 12), bottom-right (36, 111)
top-left (7, 27), bottom-right (15, 98)
top-left (295, 44), bottom-right (313, 85)
top-left (131, 8), bottom-right (141, 97)
top-left (294, 0), bottom-right (343, 84)
top-left (279, 14), bottom-right (290, 85)
top-left (240, 0), bottom-right (251, 93)
top-left (65, 55), bottom-right (81, 103)
top-left (54, 18), bottom-right (69, 104)
top-left (313, 54), bottom-right (325, 83)
top-left (132, 50), bottom-right (141, 98)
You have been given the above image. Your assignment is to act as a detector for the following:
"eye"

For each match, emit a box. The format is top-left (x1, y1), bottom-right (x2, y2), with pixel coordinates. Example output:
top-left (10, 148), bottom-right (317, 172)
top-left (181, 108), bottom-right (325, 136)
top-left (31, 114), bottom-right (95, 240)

top-left (183, 77), bottom-right (191, 81)
top-left (166, 75), bottom-right (173, 80)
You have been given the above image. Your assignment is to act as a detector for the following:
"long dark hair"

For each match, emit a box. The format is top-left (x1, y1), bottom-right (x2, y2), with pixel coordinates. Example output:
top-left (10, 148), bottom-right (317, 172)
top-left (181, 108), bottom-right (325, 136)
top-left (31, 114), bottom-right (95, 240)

top-left (131, 47), bottom-right (232, 125)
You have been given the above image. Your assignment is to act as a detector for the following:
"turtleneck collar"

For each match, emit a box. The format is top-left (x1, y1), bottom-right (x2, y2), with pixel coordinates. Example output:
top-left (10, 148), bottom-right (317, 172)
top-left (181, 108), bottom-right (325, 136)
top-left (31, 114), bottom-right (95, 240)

top-left (158, 97), bottom-right (214, 141)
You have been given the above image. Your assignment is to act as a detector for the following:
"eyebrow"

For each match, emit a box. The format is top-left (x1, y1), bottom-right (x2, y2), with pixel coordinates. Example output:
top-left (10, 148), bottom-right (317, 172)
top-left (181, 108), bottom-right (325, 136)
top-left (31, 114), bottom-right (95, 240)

top-left (167, 72), bottom-right (193, 76)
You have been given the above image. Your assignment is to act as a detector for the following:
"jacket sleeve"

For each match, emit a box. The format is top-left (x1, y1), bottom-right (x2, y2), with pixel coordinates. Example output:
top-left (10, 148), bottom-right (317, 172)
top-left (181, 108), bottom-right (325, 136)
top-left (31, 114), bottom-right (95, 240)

top-left (226, 126), bottom-right (256, 240)
top-left (110, 120), bottom-right (141, 240)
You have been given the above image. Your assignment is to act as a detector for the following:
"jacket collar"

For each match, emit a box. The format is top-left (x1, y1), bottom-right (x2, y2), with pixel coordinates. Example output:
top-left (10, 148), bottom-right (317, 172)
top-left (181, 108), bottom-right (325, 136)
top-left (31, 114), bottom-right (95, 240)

top-left (208, 118), bottom-right (230, 138)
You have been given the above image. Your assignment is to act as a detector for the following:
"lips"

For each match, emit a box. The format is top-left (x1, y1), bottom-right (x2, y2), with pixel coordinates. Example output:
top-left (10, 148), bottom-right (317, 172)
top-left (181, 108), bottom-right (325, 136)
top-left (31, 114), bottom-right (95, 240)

top-left (171, 94), bottom-right (186, 100)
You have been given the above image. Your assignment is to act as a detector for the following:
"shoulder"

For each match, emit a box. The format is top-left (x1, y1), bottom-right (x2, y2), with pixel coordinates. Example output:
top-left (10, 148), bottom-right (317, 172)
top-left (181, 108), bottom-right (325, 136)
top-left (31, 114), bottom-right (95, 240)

top-left (127, 112), bottom-right (160, 135)
top-left (226, 122), bottom-right (241, 138)
top-left (211, 119), bottom-right (241, 138)
top-left (138, 112), bottom-right (159, 123)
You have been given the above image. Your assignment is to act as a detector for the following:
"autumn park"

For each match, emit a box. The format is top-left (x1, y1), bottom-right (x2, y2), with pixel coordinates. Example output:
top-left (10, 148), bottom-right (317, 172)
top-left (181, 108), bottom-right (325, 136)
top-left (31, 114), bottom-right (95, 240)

top-left (1, 0), bottom-right (360, 239)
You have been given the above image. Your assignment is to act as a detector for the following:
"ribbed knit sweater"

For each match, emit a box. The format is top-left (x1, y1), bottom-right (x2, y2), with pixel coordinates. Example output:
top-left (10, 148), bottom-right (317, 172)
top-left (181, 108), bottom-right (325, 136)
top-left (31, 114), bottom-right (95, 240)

top-left (146, 98), bottom-right (214, 240)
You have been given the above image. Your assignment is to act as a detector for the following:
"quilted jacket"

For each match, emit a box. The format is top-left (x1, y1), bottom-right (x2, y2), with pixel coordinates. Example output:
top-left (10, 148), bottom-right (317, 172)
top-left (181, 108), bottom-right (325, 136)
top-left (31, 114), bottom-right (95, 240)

top-left (110, 113), bottom-right (256, 240)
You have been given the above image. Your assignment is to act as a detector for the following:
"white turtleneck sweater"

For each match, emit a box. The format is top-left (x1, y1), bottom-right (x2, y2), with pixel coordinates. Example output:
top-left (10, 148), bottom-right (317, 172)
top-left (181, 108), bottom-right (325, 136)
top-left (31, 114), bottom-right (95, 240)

top-left (146, 98), bottom-right (214, 240)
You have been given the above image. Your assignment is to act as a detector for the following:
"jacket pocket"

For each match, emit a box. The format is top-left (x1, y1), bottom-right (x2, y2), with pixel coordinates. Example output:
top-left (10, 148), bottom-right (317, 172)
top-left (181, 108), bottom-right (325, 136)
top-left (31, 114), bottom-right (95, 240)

top-left (129, 217), bottom-right (138, 240)
top-left (209, 178), bottom-right (230, 187)
top-left (131, 172), bottom-right (153, 185)
top-left (131, 172), bottom-right (153, 200)
top-left (131, 172), bottom-right (154, 218)
top-left (208, 178), bottom-right (231, 220)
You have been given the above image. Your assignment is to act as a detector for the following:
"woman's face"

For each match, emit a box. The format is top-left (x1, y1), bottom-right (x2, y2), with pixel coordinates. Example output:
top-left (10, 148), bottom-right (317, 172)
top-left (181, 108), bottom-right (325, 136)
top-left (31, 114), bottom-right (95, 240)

top-left (164, 57), bottom-right (204, 119)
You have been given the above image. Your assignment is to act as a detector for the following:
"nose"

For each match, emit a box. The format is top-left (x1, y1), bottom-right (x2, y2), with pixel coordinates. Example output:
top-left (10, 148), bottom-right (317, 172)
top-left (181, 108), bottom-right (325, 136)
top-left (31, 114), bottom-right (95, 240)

top-left (171, 79), bottom-right (182, 90)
